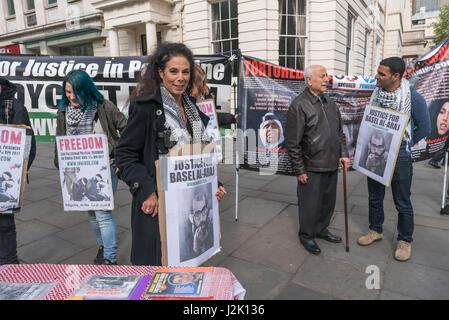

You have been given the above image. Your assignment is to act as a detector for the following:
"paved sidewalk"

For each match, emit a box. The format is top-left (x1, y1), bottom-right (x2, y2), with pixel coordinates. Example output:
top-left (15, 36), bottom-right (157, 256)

top-left (13, 142), bottom-right (449, 299)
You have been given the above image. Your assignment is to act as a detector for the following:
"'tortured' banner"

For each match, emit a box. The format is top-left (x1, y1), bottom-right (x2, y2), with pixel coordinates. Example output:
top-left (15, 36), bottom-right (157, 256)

top-left (238, 36), bottom-right (449, 175)
top-left (237, 55), bottom-right (375, 175)
top-left (0, 54), bottom-right (233, 142)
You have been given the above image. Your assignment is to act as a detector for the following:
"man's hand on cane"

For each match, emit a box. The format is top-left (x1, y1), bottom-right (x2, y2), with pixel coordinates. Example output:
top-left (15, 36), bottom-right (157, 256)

top-left (339, 157), bottom-right (350, 171)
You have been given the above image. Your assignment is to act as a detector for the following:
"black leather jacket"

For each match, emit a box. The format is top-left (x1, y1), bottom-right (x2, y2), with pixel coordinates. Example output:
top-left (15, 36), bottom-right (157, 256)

top-left (285, 87), bottom-right (348, 175)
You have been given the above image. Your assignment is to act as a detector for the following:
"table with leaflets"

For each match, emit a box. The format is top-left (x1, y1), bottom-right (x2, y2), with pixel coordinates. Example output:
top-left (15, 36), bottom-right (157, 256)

top-left (0, 264), bottom-right (246, 300)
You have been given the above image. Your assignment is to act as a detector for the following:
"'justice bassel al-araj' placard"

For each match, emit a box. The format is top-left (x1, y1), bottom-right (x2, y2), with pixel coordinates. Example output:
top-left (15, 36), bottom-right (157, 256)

top-left (156, 144), bottom-right (220, 267)
top-left (353, 105), bottom-right (409, 187)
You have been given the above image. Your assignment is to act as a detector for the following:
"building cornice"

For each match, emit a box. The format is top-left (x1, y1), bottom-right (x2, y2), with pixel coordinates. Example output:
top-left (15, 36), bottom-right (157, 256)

top-left (0, 12), bottom-right (103, 42)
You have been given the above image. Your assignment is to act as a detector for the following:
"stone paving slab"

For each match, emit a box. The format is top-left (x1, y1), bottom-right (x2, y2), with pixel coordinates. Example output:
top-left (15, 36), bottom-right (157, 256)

top-left (16, 219), bottom-right (62, 246)
top-left (382, 261), bottom-right (449, 300)
top-left (232, 212), bottom-right (308, 274)
top-left (292, 255), bottom-right (381, 300)
top-left (219, 196), bottom-right (288, 228)
top-left (275, 282), bottom-right (337, 300)
top-left (18, 235), bottom-right (84, 264)
top-left (218, 257), bottom-right (292, 300)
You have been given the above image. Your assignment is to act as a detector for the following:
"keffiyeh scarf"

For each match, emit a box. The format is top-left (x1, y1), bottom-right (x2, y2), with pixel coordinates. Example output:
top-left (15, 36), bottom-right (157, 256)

top-left (66, 103), bottom-right (97, 136)
top-left (370, 78), bottom-right (412, 150)
top-left (160, 84), bottom-right (210, 145)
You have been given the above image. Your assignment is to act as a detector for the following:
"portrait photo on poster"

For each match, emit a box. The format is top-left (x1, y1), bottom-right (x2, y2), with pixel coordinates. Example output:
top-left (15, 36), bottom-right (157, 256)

top-left (178, 183), bottom-right (214, 263)
top-left (357, 128), bottom-right (393, 178)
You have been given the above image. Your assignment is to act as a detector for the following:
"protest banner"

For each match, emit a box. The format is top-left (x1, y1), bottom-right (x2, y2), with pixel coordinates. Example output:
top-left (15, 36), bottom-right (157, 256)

top-left (0, 54), bottom-right (233, 141)
top-left (406, 36), bottom-right (449, 161)
top-left (353, 105), bottom-right (409, 186)
top-left (237, 55), bottom-right (376, 175)
top-left (196, 99), bottom-right (222, 162)
top-left (56, 133), bottom-right (114, 211)
top-left (0, 125), bottom-right (28, 213)
top-left (156, 143), bottom-right (220, 267)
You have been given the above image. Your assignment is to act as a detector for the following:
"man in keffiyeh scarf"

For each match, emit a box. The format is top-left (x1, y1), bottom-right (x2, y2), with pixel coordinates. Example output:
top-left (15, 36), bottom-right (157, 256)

top-left (357, 57), bottom-right (431, 263)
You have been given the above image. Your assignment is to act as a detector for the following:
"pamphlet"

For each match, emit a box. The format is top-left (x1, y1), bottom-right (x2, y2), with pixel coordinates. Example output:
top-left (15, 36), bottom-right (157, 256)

top-left (145, 271), bottom-right (205, 297)
top-left (0, 281), bottom-right (55, 300)
top-left (73, 274), bottom-right (150, 300)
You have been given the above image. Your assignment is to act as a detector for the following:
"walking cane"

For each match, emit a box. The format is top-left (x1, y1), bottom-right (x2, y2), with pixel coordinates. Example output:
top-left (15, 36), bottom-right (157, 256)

top-left (342, 165), bottom-right (350, 252)
top-left (441, 151), bottom-right (448, 215)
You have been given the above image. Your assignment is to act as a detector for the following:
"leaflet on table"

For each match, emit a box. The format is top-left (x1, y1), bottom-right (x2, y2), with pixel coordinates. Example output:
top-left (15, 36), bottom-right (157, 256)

top-left (0, 125), bottom-right (27, 213)
top-left (72, 274), bottom-right (151, 300)
top-left (0, 281), bottom-right (56, 300)
top-left (56, 134), bottom-right (114, 211)
top-left (145, 271), bottom-right (206, 297)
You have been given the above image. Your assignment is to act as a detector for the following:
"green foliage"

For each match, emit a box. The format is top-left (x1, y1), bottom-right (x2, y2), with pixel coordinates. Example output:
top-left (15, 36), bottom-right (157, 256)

top-left (433, 4), bottom-right (449, 45)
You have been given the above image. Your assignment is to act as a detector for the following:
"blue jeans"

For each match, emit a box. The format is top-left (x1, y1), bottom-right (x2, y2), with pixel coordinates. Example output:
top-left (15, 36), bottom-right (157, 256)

top-left (88, 164), bottom-right (118, 263)
top-left (367, 156), bottom-right (414, 243)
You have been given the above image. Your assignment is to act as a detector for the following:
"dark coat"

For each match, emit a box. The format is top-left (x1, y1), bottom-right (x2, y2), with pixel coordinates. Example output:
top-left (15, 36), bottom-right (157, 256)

top-left (285, 87), bottom-right (349, 175)
top-left (0, 78), bottom-right (36, 171)
top-left (114, 87), bottom-right (209, 266)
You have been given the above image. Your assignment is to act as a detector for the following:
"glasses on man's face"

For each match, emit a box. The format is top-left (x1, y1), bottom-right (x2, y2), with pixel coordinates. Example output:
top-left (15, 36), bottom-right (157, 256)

top-left (370, 142), bottom-right (385, 151)
top-left (193, 204), bottom-right (209, 220)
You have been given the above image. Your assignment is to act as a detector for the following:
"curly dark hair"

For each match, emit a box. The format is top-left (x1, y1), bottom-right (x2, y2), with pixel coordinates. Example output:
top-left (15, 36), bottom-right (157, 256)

top-left (129, 42), bottom-right (195, 103)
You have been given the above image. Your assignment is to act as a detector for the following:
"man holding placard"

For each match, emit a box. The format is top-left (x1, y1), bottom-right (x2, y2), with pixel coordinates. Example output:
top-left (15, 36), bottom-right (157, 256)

top-left (357, 57), bottom-right (430, 262)
top-left (0, 77), bottom-right (36, 265)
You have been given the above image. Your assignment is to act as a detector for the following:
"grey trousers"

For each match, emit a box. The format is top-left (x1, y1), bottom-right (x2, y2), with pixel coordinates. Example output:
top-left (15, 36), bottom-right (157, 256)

top-left (297, 170), bottom-right (338, 240)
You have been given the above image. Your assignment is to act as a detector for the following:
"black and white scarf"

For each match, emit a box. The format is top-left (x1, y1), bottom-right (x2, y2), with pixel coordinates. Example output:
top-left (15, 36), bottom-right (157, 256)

top-left (160, 84), bottom-right (210, 145)
top-left (0, 99), bottom-right (13, 124)
top-left (370, 78), bottom-right (412, 149)
top-left (66, 103), bottom-right (97, 136)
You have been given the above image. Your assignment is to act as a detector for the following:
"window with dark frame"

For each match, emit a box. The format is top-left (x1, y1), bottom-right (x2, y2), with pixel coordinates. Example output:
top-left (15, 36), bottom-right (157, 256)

top-left (279, 0), bottom-right (306, 71)
top-left (412, 0), bottom-right (440, 14)
top-left (141, 34), bottom-right (147, 56)
top-left (211, 0), bottom-right (238, 54)
top-left (60, 43), bottom-right (94, 56)
top-left (26, 0), bottom-right (35, 11)
top-left (6, 0), bottom-right (15, 16)
top-left (345, 10), bottom-right (355, 75)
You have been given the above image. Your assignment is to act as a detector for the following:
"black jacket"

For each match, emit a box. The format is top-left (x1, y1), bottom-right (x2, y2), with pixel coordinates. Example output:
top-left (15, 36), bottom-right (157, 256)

top-left (114, 88), bottom-right (210, 266)
top-left (285, 87), bottom-right (348, 175)
top-left (0, 78), bottom-right (36, 170)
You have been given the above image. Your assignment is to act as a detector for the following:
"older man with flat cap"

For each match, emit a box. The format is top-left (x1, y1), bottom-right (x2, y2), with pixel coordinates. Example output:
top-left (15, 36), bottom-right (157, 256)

top-left (285, 65), bottom-right (349, 254)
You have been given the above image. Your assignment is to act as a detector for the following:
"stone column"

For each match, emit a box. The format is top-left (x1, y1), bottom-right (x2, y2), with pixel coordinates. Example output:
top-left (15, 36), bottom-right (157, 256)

top-left (108, 28), bottom-right (120, 57)
top-left (145, 21), bottom-right (158, 54)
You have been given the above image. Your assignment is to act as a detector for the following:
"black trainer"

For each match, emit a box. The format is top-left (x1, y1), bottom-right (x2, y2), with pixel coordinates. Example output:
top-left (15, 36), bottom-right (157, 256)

top-left (93, 246), bottom-right (104, 265)
top-left (427, 159), bottom-right (441, 169)
top-left (441, 205), bottom-right (449, 215)
top-left (102, 258), bottom-right (117, 265)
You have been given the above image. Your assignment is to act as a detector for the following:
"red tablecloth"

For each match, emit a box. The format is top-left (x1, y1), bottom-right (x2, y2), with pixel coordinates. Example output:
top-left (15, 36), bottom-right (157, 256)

top-left (0, 264), bottom-right (246, 300)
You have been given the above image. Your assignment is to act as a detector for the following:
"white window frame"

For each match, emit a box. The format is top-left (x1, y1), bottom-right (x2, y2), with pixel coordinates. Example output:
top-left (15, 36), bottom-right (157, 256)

top-left (46, 0), bottom-right (58, 8)
top-left (5, 0), bottom-right (16, 18)
top-left (278, 0), bottom-right (307, 70)
top-left (23, 0), bottom-right (36, 13)
top-left (345, 9), bottom-right (356, 75)
top-left (210, 0), bottom-right (239, 55)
